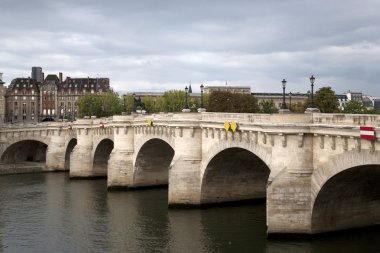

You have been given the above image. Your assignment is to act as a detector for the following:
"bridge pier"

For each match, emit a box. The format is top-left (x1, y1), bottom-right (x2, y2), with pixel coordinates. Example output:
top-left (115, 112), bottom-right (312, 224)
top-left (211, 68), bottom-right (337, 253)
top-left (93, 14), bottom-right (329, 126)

top-left (169, 127), bottom-right (202, 206)
top-left (70, 127), bottom-right (97, 178)
top-left (108, 127), bottom-right (135, 188)
top-left (267, 171), bottom-right (312, 235)
top-left (266, 134), bottom-right (314, 235)
top-left (45, 130), bottom-right (66, 171)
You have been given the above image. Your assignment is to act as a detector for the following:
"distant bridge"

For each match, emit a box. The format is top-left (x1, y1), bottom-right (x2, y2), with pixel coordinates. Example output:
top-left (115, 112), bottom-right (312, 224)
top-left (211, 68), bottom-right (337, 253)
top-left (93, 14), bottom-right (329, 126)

top-left (1, 113), bottom-right (380, 235)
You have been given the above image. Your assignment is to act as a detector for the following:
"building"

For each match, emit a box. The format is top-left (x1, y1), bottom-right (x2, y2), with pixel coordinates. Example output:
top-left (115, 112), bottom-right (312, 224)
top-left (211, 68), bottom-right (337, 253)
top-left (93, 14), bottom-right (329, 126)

top-left (253, 92), bottom-right (309, 109)
top-left (0, 72), bottom-right (5, 123)
top-left (345, 91), bottom-right (363, 101)
top-left (31, 67), bottom-right (43, 82)
top-left (4, 68), bottom-right (110, 123)
top-left (336, 94), bottom-right (348, 110)
top-left (204, 85), bottom-right (251, 94)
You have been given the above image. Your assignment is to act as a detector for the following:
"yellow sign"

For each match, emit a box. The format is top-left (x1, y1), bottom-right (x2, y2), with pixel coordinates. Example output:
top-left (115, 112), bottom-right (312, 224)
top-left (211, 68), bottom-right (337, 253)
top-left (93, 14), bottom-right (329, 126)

top-left (231, 121), bottom-right (238, 132)
top-left (224, 121), bottom-right (230, 131)
top-left (147, 119), bottom-right (153, 126)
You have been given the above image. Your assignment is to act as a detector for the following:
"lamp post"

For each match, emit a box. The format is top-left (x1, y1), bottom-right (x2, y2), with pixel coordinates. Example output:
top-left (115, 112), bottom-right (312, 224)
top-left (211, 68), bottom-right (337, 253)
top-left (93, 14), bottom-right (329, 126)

top-left (308, 75), bottom-right (316, 108)
top-left (185, 86), bottom-right (189, 109)
top-left (200, 84), bottom-right (204, 108)
top-left (289, 92), bottom-right (292, 110)
top-left (132, 93), bottom-right (136, 113)
top-left (123, 94), bottom-right (126, 113)
top-left (281, 79), bottom-right (287, 109)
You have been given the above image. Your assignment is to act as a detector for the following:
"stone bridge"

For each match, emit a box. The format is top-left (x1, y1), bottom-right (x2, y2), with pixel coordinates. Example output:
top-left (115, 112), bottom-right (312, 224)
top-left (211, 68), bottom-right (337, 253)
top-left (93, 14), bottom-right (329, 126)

top-left (1, 113), bottom-right (380, 236)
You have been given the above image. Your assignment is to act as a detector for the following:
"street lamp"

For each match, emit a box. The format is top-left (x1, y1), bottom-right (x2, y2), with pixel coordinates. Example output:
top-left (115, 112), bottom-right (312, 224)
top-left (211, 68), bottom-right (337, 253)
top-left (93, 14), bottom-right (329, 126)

top-left (184, 86), bottom-right (189, 109)
top-left (123, 94), bottom-right (126, 113)
top-left (281, 79), bottom-right (287, 109)
top-left (200, 84), bottom-right (204, 108)
top-left (132, 93), bottom-right (136, 113)
top-left (308, 75), bottom-right (316, 108)
top-left (289, 92), bottom-right (292, 110)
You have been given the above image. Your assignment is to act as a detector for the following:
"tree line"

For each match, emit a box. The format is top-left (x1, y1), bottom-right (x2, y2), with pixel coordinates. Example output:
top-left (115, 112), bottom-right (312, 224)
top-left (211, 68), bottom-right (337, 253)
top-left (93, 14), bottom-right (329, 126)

top-left (76, 88), bottom-right (380, 118)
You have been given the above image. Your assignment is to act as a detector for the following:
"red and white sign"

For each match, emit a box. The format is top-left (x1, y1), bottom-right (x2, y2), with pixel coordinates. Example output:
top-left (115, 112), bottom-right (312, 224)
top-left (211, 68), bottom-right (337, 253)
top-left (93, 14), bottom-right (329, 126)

top-left (360, 126), bottom-right (375, 140)
top-left (99, 122), bottom-right (104, 129)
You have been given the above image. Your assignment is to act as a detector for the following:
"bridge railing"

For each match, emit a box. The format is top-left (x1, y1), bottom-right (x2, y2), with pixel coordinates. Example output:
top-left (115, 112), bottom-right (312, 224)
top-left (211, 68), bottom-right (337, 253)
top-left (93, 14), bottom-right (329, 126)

top-left (312, 114), bottom-right (380, 127)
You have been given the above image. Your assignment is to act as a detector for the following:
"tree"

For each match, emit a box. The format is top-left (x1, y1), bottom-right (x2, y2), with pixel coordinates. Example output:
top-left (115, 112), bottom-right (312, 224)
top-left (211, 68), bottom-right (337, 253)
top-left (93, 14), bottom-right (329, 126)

top-left (343, 100), bottom-right (367, 114)
top-left (315, 87), bottom-right (338, 113)
top-left (163, 90), bottom-right (186, 112)
top-left (141, 96), bottom-right (156, 113)
top-left (207, 91), bottom-right (259, 113)
top-left (291, 101), bottom-right (308, 113)
top-left (259, 100), bottom-right (277, 114)
top-left (77, 92), bottom-right (122, 118)
top-left (122, 94), bottom-right (135, 114)
top-left (100, 92), bottom-right (122, 117)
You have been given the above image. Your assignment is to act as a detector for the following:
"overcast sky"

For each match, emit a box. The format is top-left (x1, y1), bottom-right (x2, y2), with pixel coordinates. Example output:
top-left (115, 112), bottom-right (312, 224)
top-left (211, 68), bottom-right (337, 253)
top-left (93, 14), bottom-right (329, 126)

top-left (1, 0), bottom-right (380, 96)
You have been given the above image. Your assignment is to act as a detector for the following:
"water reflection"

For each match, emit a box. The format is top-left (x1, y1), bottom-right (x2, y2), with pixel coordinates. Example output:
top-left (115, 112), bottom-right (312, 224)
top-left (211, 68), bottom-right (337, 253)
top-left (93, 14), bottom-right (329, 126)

top-left (0, 173), bottom-right (380, 253)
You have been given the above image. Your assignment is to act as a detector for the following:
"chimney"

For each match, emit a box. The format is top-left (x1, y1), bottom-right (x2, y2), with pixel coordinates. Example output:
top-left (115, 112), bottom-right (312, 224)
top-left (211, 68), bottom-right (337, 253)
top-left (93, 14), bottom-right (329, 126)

top-left (59, 72), bottom-right (63, 83)
top-left (41, 72), bottom-right (45, 82)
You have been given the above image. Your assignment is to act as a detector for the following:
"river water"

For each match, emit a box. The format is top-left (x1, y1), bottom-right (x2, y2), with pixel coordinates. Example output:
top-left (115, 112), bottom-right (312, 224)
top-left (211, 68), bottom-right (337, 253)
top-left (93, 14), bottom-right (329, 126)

top-left (0, 173), bottom-right (379, 253)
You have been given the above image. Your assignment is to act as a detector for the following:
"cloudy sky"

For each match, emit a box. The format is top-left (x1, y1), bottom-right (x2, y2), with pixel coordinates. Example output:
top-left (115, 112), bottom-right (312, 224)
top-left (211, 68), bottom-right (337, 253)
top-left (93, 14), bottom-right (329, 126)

top-left (1, 0), bottom-right (380, 96)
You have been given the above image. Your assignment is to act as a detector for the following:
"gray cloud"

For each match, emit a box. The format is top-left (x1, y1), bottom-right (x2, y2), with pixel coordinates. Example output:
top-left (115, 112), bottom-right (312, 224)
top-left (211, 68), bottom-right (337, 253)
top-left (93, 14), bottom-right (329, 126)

top-left (1, 0), bottom-right (380, 96)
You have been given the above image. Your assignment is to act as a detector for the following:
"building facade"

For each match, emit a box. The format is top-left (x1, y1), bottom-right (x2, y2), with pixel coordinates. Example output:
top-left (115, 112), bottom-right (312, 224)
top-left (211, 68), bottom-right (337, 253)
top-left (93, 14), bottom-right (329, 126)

top-left (4, 68), bottom-right (110, 123)
top-left (0, 73), bottom-right (5, 123)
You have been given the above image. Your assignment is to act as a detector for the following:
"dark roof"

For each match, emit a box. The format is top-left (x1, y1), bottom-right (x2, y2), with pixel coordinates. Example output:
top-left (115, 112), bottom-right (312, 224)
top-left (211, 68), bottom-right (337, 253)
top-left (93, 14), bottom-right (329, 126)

top-left (45, 74), bottom-right (59, 83)
top-left (336, 95), bottom-right (348, 99)
top-left (57, 77), bottom-right (110, 91)
top-left (5, 78), bottom-right (40, 94)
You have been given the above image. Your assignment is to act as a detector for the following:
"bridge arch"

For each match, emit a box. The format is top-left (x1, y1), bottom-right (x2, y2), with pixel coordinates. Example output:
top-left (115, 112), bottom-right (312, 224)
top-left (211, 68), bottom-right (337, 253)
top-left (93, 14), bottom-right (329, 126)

top-left (200, 147), bottom-right (271, 205)
top-left (133, 138), bottom-right (175, 187)
top-left (1, 140), bottom-right (48, 163)
top-left (64, 138), bottom-right (77, 170)
top-left (311, 150), bottom-right (380, 233)
top-left (93, 138), bottom-right (114, 177)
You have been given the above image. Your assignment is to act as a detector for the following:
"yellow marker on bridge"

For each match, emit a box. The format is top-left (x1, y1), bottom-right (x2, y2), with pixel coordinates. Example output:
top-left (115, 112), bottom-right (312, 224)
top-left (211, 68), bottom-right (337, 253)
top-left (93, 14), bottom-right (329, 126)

top-left (147, 119), bottom-right (153, 126)
top-left (224, 121), bottom-right (230, 131)
top-left (231, 121), bottom-right (238, 132)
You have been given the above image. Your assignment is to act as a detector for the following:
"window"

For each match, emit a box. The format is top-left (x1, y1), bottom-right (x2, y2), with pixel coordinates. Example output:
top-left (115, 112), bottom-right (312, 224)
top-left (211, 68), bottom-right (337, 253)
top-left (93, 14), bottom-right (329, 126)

top-left (23, 96), bottom-right (26, 100)
top-left (15, 90), bottom-right (18, 94)
top-left (15, 96), bottom-right (18, 100)
top-left (43, 109), bottom-right (46, 115)
top-left (32, 90), bottom-right (34, 94)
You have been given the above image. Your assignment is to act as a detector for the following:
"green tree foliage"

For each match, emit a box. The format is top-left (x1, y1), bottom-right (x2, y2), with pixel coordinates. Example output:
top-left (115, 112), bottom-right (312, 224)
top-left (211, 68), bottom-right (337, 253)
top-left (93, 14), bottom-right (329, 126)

top-left (122, 94), bottom-right (134, 114)
top-left (207, 91), bottom-right (259, 113)
top-left (291, 101), bottom-right (308, 113)
top-left (141, 96), bottom-right (156, 113)
top-left (163, 90), bottom-right (186, 112)
top-left (343, 100), bottom-right (367, 114)
top-left (259, 100), bottom-right (277, 114)
top-left (315, 87), bottom-right (338, 113)
top-left (78, 92), bottom-right (122, 118)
